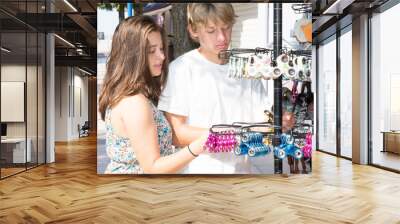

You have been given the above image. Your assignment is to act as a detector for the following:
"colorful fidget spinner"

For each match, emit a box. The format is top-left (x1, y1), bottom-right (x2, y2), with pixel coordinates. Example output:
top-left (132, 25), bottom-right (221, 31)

top-left (277, 54), bottom-right (296, 80)
top-left (294, 56), bottom-right (311, 81)
top-left (302, 132), bottom-right (312, 158)
top-left (234, 132), bottom-right (271, 157)
top-left (270, 60), bottom-right (282, 79)
top-left (205, 131), bottom-right (237, 153)
top-left (248, 145), bottom-right (271, 157)
top-left (274, 133), bottom-right (303, 160)
top-left (294, 56), bottom-right (305, 81)
top-left (245, 54), bottom-right (273, 80)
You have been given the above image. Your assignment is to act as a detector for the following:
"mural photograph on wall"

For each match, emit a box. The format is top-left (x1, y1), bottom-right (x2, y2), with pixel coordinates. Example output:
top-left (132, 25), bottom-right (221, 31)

top-left (97, 2), bottom-right (313, 174)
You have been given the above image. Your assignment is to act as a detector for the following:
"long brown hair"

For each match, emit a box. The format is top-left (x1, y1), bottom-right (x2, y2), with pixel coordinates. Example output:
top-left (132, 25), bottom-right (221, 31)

top-left (99, 15), bottom-right (168, 120)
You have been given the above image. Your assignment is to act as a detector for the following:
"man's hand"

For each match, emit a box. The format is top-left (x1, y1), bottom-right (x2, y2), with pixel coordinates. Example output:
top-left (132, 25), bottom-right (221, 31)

top-left (282, 111), bottom-right (295, 132)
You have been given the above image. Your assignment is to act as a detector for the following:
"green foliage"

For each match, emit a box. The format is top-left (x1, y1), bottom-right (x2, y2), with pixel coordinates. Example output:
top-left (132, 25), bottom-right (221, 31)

top-left (98, 3), bottom-right (126, 21)
top-left (98, 3), bottom-right (125, 12)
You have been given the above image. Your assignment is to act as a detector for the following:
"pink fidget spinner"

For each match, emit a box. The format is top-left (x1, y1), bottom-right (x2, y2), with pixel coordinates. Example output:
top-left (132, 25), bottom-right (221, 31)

top-left (205, 131), bottom-right (237, 153)
top-left (301, 132), bottom-right (312, 158)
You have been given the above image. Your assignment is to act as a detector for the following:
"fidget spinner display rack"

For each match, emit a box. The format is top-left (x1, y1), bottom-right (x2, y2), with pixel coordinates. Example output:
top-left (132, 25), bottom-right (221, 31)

top-left (215, 47), bottom-right (312, 172)
top-left (214, 4), bottom-right (312, 174)
top-left (204, 122), bottom-right (313, 160)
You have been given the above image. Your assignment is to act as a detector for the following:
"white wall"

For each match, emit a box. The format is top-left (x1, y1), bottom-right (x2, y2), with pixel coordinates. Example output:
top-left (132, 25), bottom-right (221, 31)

top-left (1, 65), bottom-right (32, 138)
top-left (1, 65), bottom-right (26, 133)
top-left (1, 82), bottom-right (25, 122)
top-left (231, 3), bottom-right (272, 105)
top-left (1, 64), bottom-right (26, 81)
top-left (72, 72), bottom-right (89, 138)
top-left (1, 63), bottom-right (46, 164)
top-left (232, 3), bottom-right (269, 49)
top-left (55, 66), bottom-right (69, 141)
top-left (54, 67), bottom-right (89, 141)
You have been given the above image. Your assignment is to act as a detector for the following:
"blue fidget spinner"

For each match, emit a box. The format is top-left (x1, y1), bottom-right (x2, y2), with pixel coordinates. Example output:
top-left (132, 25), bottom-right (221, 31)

top-left (274, 133), bottom-right (303, 160)
top-left (234, 132), bottom-right (271, 157)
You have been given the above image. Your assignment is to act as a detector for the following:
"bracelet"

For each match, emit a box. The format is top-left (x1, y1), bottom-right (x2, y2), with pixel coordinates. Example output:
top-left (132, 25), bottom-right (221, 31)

top-left (187, 145), bottom-right (198, 157)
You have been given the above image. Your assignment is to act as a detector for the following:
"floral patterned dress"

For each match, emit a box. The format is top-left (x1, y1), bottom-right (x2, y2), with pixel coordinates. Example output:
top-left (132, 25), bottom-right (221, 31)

top-left (104, 101), bottom-right (176, 174)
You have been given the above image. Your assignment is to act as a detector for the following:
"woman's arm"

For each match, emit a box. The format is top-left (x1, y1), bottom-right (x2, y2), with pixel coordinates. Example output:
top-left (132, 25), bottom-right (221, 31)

top-left (120, 95), bottom-right (207, 174)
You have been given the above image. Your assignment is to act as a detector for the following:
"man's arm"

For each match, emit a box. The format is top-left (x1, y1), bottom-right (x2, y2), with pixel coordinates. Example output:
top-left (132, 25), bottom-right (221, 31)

top-left (164, 112), bottom-right (208, 147)
top-left (282, 110), bottom-right (295, 133)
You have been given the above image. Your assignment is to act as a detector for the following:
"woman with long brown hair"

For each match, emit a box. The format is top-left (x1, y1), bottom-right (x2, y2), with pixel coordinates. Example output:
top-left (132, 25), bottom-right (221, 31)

top-left (99, 16), bottom-right (207, 174)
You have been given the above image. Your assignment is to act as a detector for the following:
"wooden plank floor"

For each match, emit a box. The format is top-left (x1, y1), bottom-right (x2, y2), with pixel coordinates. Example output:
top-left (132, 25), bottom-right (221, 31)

top-left (1, 167), bottom-right (26, 177)
top-left (0, 135), bottom-right (399, 223)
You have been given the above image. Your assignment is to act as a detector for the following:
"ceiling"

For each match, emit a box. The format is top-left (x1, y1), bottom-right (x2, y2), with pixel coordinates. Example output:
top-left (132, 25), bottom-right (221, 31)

top-left (0, 0), bottom-right (98, 75)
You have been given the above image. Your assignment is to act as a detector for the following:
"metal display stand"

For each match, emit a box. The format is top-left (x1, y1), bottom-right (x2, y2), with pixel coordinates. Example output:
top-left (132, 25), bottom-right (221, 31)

top-left (273, 3), bottom-right (283, 174)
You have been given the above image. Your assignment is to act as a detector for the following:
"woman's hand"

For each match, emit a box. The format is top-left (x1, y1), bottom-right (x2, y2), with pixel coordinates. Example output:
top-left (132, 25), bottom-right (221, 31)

top-left (188, 131), bottom-right (209, 156)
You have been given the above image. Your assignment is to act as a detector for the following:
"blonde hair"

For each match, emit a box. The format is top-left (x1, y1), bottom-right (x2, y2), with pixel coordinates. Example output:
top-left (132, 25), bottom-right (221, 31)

top-left (187, 3), bottom-right (236, 32)
top-left (98, 16), bottom-right (168, 120)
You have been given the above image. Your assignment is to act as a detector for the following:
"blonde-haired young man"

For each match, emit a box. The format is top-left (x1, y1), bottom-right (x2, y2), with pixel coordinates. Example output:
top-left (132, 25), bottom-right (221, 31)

top-left (158, 3), bottom-right (272, 174)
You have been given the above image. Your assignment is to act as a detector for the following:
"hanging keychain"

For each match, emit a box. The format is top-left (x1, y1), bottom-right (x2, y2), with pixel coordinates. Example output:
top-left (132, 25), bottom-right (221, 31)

top-left (294, 55), bottom-right (308, 81)
top-left (261, 53), bottom-right (272, 80)
top-left (304, 58), bottom-right (311, 82)
top-left (236, 57), bottom-right (241, 79)
top-left (277, 52), bottom-right (292, 79)
top-left (239, 57), bottom-right (245, 79)
top-left (234, 57), bottom-right (240, 79)
top-left (270, 57), bottom-right (282, 79)
top-left (226, 48), bottom-right (310, 81)
top-left (228, 56), bottom-right (235, 78)
top-left (255, 54), bottom-right (264, 79)
top-left (240, 57), bottom-right (249, 78)
top-left (242, 56), bottom-right (249, 79)
top-left (229, 56), bottom-right (234, 78)
top-left (283, 53), bottom-right (296, 80)
top-left (246, 54), bottom-right (256, 79)
top-left (276, 52), bottom-right (289, 71)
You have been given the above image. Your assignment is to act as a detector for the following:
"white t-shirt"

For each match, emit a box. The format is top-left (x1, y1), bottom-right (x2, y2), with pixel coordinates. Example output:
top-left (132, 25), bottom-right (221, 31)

top-left (158, 49), bottom-right (271, 174)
